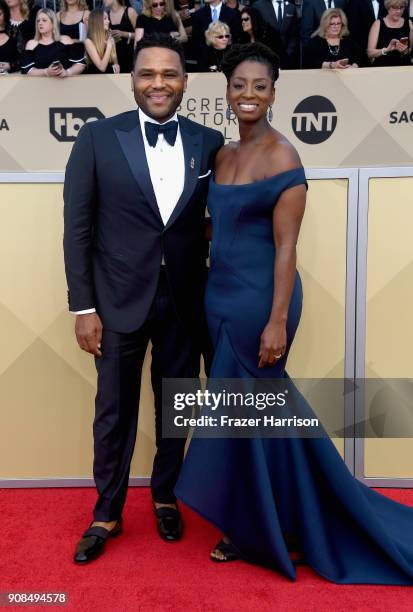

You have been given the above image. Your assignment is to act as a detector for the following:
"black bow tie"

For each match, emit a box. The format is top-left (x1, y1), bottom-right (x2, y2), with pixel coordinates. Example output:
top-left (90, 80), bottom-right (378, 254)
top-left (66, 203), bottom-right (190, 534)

top-left (144, 120), bottom-right (178, 147)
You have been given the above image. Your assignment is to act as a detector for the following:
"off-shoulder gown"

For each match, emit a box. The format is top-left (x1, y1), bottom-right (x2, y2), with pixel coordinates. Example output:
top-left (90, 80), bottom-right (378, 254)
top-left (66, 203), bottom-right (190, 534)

top-left (175, 167), bottom-right (413, 585)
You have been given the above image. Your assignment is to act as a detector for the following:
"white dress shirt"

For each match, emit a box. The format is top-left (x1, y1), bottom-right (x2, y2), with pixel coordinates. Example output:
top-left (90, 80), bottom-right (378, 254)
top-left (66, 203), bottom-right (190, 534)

top-left (139, 107), bottom-right (185, 226)
top-left (210, 2), bottom-right (223, 20)
top-left (72, 107), bottom-right (185, 315)
top-left (324, 0), bottom-right (335, 9)
top-left (272, 0), bottom-right (284, 21)
top-left (371, 0), bottom-right (380, 19)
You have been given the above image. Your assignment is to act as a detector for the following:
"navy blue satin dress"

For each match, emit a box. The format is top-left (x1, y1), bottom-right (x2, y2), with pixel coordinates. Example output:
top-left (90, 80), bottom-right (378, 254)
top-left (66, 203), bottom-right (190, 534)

top-left (175, 167), bottom-right (413, 585)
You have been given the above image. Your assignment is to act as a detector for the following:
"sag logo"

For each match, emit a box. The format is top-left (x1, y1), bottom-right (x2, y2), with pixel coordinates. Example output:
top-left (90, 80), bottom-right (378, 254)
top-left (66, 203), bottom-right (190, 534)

top-left (292, 96), bottom-right (337, 144)
top-left (49, 107), bottom-right (105, 142)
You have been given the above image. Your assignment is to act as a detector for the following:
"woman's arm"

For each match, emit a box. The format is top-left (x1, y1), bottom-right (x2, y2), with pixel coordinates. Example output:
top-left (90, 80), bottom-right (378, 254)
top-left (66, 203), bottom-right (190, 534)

top-left (85, 37), bottom-right (113, 72)
top-left (259, 163), bottom-right (306, 368)
top-left (367, 19), bottom-right (398, 59)
top-left (111, 8), bottom-right (138, 43)
top-left (134, 27), bottom-right (144, 44)
top-left (174, 15), bottom-right (188, 43)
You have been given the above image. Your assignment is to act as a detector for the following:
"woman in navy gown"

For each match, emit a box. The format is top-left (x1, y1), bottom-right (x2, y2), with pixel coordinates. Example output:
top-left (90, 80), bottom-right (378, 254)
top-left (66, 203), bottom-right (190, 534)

top-left (175, 43), bottom-right (413, 585)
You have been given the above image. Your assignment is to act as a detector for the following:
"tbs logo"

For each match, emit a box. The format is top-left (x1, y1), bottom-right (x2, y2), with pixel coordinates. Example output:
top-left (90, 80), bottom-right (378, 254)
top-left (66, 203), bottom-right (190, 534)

top-left (292, 96), bottom-right (337, 144)
top-left (49, 107), bottom-right (105, 142)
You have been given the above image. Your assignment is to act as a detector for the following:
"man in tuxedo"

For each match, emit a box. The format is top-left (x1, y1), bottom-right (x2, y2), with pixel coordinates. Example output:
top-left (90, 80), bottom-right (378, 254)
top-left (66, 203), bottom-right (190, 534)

top-left (253, 0), bottom-right (300, 68)
top-left (191, 0), bottom-right (242, 69)
top-left (300, 0), bottom-right (348, 44)
top-left (64, 34), bottom-right (223, 564)
top-left (348, 0), bottom-right (385, 65)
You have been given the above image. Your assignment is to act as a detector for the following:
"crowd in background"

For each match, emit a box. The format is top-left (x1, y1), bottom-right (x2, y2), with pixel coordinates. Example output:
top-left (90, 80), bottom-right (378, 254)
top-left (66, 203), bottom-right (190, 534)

top-left (0, 0), bottom-right (412, 75)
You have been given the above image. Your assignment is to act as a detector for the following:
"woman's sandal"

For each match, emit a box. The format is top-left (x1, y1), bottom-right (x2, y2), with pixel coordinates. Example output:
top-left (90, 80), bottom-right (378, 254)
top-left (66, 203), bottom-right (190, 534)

top-left (210, 539), bottom-right (241, 562)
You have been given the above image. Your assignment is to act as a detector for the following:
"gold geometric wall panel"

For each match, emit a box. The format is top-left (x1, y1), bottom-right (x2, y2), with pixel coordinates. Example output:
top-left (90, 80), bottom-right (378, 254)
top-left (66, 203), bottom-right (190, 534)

top-left (364, 177), bottom-right (413, 478)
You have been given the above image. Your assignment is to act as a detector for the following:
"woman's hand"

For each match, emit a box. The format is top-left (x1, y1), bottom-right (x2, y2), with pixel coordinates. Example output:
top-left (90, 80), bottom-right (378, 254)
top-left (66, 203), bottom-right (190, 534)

top-left (47, 62), bottom-right (64, 77)
top-left (0, 61), bottom-right (11, 73)
top-left (106, 36), bottom-right (115, 50)
top-left (395, 40), bottom-right (408, 54)
top-left (386, 38), bottom-right (399, 53)
top-left (110, 29), bottom-right (122, 41)
top-left (113, 63), bottom-right (120, 74)
top-left (258, 321), bottom-right (286, 368)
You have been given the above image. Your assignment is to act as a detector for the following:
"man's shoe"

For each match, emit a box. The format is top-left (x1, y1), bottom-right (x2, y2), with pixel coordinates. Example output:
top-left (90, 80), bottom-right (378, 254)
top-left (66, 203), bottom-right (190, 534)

top-left (73, 518), bottom-right (122, 564)
top-left (153, 505), bottom-right (182, 542)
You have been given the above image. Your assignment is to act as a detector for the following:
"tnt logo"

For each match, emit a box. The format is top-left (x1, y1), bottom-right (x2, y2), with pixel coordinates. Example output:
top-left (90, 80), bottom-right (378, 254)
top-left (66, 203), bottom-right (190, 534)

top-left (49, 107), bottom-right (105, 142)
top-left (292, 96), bottom-right (337, 144)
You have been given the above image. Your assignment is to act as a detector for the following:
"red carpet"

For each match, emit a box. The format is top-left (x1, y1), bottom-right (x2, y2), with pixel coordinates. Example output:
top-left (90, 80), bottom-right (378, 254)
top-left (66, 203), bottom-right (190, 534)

top-left (1, 487), bottom-right (413, 612)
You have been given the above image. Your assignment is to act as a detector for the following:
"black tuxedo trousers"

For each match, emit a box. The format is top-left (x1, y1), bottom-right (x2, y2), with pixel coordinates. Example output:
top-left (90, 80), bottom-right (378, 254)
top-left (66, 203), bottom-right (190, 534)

top-left (93, 269), bottom-right (200, 519)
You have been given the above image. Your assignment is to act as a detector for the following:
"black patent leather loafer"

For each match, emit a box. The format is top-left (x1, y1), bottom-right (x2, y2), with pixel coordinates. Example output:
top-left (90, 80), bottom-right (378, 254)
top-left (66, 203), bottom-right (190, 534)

top-left (153, 505), bottom-right (182, 542)
top-left (74, 518), bottom-right (122, 564)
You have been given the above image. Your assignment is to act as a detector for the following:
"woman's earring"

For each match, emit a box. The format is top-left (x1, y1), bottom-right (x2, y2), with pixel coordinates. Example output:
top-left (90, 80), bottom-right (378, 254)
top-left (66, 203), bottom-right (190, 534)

top-left (267, 106), bottom-right (273, 122)
top-left (226, 104), bottom-right (232, 121)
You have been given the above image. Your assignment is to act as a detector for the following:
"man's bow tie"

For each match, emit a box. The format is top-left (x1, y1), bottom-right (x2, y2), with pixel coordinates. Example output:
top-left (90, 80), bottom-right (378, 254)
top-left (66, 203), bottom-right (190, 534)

top-left (144, 120), bottom-right (178, 147)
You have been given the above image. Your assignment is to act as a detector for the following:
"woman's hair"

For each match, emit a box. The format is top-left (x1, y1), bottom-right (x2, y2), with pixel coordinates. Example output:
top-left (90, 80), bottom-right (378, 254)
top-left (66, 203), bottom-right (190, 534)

top-left (240, 7), bottom-right (271, 43)
top-left (384, 0), bottom-right (407, 10)
top-left (34, 9), bottom-right (61, 41)
top-left (0, 0), bottom-right (11, 26)
top-left (60, 0), bottom-right (88, 13)
top-left (313, 8), bottom-right (349, 39)
top-left (221, 42), bottom-right (279, 84)
top-left (142, 0), bottom-right (179, 26)
top-left (16, 0), bottom-right (29, 21)
top-left (205, 20), bottom-right (230, 47)
top-left (87, 8), bottom-right (117, 64)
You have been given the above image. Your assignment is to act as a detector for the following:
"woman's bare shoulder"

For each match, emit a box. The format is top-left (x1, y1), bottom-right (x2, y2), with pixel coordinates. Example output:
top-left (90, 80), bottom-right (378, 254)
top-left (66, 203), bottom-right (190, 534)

top-left (267, 133), bottom-right (303, 174)
top-left (216, 140), bottom-right (238, 163)
top-left (25, 39), bottom-right (38, 51)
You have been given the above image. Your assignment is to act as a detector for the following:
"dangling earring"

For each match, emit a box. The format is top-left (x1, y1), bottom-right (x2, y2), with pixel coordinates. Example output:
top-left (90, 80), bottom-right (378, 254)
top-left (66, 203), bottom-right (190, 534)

top-left (226, 104), bottom-right (232, 121)
top-left (267, 106), bottom-right (273, 122)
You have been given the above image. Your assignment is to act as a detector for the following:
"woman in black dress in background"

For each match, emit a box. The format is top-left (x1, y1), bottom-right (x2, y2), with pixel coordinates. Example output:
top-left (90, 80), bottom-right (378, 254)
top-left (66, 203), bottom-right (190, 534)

top-left (199, 20), bottom-right (231, 72)
top-left (85, 7), bottom-right (119, 73)
top-left (368, 0), bottom-right (412, 66)
top-left (104, 0), bottom-right (137, 72)
top-left (5, 0), bottom-right (38, 58)
top-left (21, 8), bottom-right (85, 76)
top-left (58, 0), bottom-right (89, 65)
top-left (240, 6), bottom-right (281, 59)
top-left (304, 8), bottom-right (360, 69)
top-left (134, 0), bottom-right (187, 44)
top-left (0, 0), bottom-right (19, 72)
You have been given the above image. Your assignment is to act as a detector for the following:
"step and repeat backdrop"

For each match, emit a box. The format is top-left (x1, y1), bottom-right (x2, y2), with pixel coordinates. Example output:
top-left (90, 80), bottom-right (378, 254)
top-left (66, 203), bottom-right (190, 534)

top-left (0, 67), bottom-right (412, 170)
top-left (0, 68), bottom-right (412, 484)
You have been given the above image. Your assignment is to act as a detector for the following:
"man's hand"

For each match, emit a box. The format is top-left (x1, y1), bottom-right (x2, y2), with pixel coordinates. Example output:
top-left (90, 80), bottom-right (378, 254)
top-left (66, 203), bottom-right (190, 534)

top-left (75, 313), bottom-right (103, 357)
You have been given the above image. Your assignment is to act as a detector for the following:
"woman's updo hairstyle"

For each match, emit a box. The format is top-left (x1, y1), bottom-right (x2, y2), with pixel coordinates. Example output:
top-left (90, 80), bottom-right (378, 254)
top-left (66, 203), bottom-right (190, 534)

top-left (221, 42), bottom-right (280, 85)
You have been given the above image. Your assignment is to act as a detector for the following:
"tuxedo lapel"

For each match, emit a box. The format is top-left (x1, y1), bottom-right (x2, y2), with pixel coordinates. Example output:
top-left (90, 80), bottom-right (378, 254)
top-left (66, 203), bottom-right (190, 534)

top-left (165, 117), bottom-right (203, 229)
top-left (115, 113), bottom-right (162, 222)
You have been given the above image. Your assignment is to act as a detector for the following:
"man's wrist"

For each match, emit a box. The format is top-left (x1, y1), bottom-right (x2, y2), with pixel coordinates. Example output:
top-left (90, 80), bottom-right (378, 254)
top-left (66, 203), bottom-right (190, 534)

top-left (70, 308), bottom-right (96, 315)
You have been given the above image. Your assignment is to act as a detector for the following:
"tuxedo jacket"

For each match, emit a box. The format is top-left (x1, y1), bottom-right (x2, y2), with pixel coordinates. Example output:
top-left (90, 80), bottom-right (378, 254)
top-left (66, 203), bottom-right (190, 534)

top-left (191, 4), bottom-right (243, 65)
top-left (348, 0), bottom-right (386, 51)
top-left (301, 0), bottom-right (349, 43)
top-left (254, 0), bottom-right (299, 67)
top-left (63, 111), bottom-right (224, 334)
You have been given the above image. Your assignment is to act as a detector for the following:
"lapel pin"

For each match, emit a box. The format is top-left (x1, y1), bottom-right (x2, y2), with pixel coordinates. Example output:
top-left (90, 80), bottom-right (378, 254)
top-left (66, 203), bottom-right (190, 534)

top-left (190, 157), bottom-right (195, 169)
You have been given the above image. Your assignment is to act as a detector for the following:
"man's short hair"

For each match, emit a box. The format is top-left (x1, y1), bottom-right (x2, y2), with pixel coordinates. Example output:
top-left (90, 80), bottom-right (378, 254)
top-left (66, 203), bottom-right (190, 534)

top-left (133, 34), bottom-right (186, 73)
